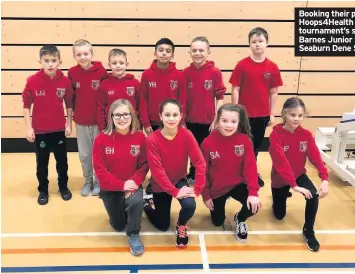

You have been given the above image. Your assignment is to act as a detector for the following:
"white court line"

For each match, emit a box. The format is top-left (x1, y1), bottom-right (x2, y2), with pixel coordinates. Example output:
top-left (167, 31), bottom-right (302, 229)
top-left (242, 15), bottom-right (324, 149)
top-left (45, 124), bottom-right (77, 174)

top-left (2, 229), bottom-right (355, 238)
top-left (198, 233), bottom-right (210, 273)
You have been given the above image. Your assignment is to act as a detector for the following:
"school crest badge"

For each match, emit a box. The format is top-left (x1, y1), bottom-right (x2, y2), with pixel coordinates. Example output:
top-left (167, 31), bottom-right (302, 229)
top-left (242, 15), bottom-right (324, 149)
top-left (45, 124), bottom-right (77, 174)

top-left (56, 88), bottom-right (65, 98)
top-left (234, 145), bottom-right (244, 156)
top-left (92, 80), bottom-right (100, 90)
top-left (264, 72), bottom-right (271, 79)
top-left (204, 80), bottom-right (212, 90)
top-left (126, 87), bottom-right (135, 96)
top-left (170, 80), bottom-right (178, 90)
top-left (300, 141), bottom-right (308, 152)
top-left (130, 145), bottom-right (140, 157)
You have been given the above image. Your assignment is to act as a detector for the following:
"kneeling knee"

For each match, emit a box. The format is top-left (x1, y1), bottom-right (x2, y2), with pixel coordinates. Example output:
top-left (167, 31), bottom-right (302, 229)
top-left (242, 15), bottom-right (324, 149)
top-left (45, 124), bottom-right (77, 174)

top-left (181, 198), bottom-right (196, 212)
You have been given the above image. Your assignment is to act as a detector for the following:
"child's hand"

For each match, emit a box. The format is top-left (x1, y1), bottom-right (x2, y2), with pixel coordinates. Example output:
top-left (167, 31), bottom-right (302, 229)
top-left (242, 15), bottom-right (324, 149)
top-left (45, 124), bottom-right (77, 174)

top-left (204, 199), bottom-right (214, 211)
top-left (124, 180), bottom-right (138, 192)
top-left (144, 126), bottom-right (153, 135)
top-left (318, 180), bottom-right (329, 198)
top-left (176, 186), bottom-right (195, 199)
top-left (268, 115), bottom-right (275, 127)
top-left (247, 196), bottom-right (261, 214)
top-left (26, 128), bottom-right (35, 142)
top-left (293, 186), bottom-right (313, 199)
top-left (65, 125), bottom-right (72, 136)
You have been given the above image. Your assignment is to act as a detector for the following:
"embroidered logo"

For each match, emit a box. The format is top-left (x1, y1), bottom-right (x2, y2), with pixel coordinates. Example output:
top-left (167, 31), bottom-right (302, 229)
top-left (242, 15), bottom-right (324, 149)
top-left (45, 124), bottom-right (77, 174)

top-left (105, 147), bottom-right (115, 154)
top-left (170, 80), bottom-right (178, 90)
top-left (300, 141), bottom-right (308, 152)
top-left (204, 80), bottom-right (213, 90)
top-left (40, 141), bottom-right (46, 148)
top-left (56, 88), bottom-right (66, 98)
top-left (126, 87), bottom-right (135, 96)
top-left (130, 145), bottom-right (140, 156)
top-left (91, 80), bottom-right (100, 90)
top-left (235, 145), bottom-right (244, 156)
top-left (76, 82), bottom-right (80, 88)
top-left (264, 72), bottom-right (271, 79)
top-left (149, 82), bottom-right (156, 88)
top-left (108, 90), bottom-right (115, 95)
top-left (188, 82), bottom-right (193, 89)
top-left (283, 145), bottom-right (290, 152)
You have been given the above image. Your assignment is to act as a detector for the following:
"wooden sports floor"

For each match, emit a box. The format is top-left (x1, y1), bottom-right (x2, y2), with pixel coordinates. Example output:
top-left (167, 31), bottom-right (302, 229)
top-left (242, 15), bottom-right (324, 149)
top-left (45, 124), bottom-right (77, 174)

top-left (1, 152), bottom-right (355, 273)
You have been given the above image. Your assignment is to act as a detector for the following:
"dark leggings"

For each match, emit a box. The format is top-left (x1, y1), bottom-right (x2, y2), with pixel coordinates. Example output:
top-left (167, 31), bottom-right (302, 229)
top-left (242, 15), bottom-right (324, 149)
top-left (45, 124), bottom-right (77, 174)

top-left (249, 116), bottom-right (270, 160)
top-left (144, 179), bottom-right (196, 231)
top-left (272, 174), bottom-right (319, 230)
top-left (210, 183), bottom-right (255, 226)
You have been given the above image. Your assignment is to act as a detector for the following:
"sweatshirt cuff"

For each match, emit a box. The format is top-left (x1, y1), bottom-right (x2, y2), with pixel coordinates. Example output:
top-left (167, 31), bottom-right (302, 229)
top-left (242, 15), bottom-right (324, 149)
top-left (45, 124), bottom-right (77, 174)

top-left (248, 188), bottom-right (259, 197)
top-left (319, 172), bottom-right (329, 181)
top-left (23, 103), bottom-right (31, 109)
top-left (143, 122), bottom-right (151, 129)
top-left (216, 94), bottom-right (224, 100)
top-left (289, 180), bottom-right (298, 188)
top-left (202, 191), bottom-right (211, 201)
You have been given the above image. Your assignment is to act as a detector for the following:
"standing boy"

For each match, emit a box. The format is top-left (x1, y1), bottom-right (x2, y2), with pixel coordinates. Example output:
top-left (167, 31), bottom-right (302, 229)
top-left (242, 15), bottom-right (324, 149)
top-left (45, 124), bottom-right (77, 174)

top-left (22, 45), bottom-right (74, 205)
top-left (229, 27), bottom-right (283, 187)
top-left (68, 39), bottom-right (107, 197)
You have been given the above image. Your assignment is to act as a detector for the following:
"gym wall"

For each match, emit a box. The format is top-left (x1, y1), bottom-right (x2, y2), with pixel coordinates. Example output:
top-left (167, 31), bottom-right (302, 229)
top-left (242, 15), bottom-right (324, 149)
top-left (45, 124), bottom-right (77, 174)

top-left (2, 1), bottom-right (355, 152)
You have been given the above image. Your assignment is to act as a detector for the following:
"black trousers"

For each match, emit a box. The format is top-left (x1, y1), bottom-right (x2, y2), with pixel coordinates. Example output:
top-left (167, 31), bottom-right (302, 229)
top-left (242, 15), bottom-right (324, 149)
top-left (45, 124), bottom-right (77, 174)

top-left (144, 179), bottom-right (196, 231)
top-left (210, 183), bottom-right (255, 226)
top-left (34, 131), bottom-right (68, 194)
top-left (186, 122), bottom-right (211, 178)
top-left (249, 116), bottom-right (270, 160)
top-left (272, 174), bottom-right (319, 230)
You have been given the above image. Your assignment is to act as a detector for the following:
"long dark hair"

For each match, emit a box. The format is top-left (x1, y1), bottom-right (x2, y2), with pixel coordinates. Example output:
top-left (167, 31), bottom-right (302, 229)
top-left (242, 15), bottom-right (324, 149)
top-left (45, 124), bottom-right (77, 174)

top-left (158, 98), bottom-right (183, 129)
top-left (213, 103), bottom-right (252, 139)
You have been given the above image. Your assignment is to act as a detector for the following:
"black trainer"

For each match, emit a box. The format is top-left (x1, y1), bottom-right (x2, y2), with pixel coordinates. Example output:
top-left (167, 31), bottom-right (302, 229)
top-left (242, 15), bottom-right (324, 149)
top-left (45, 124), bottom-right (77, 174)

top-left (258, 175), bottom-right (265, 187)
top-left (38, 192), bottom-right (49, 205)
top-left (302, 227), bottom-right (320, 252)
top-left (145, 182), bottom-right (153, 195)
top-left (175, 224), bottom-right (189, 248)
top-left (59, 187), bottom-right (72, 201)
top-left (234, 212), bottom-right (248, 243)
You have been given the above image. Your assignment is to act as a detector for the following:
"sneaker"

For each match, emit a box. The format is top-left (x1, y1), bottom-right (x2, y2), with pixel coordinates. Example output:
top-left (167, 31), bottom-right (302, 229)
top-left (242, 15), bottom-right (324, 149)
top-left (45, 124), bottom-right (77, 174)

top-left (38, 192), bottom-right (49, 205)
top-left (258, 174), bottom-right (265, 187)
top-left (302, 227), bottom-right (320, 252)
top-left (81, 182), bottom-right (92, 197)
top-left (127, 233), bottom-right (144, 256)
top-left (175, 224), bottom-right (189, 248)
top-left (92, 182), bottom-right (100, 196)
top-left (59, 187), bottom-right (72, 201)
top-left (234, 212), bottom-right (248, 243)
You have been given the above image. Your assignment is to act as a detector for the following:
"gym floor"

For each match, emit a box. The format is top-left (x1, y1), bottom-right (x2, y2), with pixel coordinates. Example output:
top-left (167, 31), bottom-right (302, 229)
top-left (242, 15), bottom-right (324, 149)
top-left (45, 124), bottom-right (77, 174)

top-left (1, 152), bottom-right (355, 273)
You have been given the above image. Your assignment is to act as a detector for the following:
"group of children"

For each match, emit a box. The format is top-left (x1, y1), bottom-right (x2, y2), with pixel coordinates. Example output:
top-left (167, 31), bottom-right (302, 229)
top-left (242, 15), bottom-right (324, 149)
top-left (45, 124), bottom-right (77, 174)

top-left (22, 27), bottom-right (329, 257)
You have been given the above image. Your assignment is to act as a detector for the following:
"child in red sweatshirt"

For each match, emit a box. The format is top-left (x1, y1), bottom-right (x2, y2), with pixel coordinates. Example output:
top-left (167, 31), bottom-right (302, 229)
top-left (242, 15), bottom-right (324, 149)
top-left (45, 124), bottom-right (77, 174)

top-left (138, 38), bottom-right (187, 198)
top-left (229, 27), bottom-right (283, 187)
top-left (68, 39), bottom-right (107, 197)
top-left (22, 45), bottom-right (74, 205)
top-left (144, 99), bottom-right (206, 248)
top-left (183, 36), bottom-right (226, 184)
top-left (97, 49), bottom-right (140, 132)
top-left (93, 99), bottom-right (148, 256)
top-left (201, 103), bottom-right (260, 243)
top-left (268, 97), bottom-right (329, 252)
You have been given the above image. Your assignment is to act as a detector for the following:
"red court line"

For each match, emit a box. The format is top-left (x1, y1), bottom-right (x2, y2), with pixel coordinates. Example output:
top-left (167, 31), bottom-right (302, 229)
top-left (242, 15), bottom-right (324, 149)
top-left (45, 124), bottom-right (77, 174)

top-left (2, 245), bottom-right (355, 254)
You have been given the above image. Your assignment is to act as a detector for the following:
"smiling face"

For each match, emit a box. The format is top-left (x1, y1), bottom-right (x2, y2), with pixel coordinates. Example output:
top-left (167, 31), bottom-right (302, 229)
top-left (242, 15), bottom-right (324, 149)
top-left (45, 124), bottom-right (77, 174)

top-left (283, 106), bottom-right (305, 131)
top-left (190, 40), bottom-right (210, 67)
top-left (159, 102), bottom-right (182, 130)
top-left (109, 54), bottom-right (128, 78)
top-left (73, 45), bottom-right (93, 69)
top-left (217, 110), bottom-right (239, 137)
top-left (154, 44), bottom-right (174, 66)
top-left (112, 104), bottom-right (132, 133)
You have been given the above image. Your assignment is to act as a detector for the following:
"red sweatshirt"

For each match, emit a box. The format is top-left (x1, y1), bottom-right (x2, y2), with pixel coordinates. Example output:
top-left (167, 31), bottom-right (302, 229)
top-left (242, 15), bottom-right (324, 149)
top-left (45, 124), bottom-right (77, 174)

top-left (97, 73), bottom-right (140, 131)
top-left (146, 127), bottom-right (206, 197)
top-left (22, 69), bottom-right (74, 134)
top-left (229, 57), bottom-right (283, 118)
top-left (201, 130), bottom-right (259, 201)
top-left (183, 61), bottom-right (226, 124)
top-left (139, 61), bottom-right (186, 128)
top-left (68, 61), bottom-right (107, 126)
top-left (268, 124), bottom-right (328, 188)
top-left (92, 130), bottom-right (148, 191)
